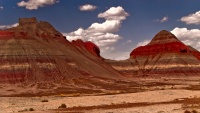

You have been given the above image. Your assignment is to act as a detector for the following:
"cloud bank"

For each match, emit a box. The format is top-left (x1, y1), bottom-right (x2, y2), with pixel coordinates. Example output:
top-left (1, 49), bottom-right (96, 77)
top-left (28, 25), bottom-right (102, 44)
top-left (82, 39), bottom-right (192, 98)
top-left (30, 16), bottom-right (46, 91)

top-left (180, 11), bottom-right (200, 25)
top-left (0, 23), bottom-right (19, 30)
top-left (17, 0), bottom-right (59, 10)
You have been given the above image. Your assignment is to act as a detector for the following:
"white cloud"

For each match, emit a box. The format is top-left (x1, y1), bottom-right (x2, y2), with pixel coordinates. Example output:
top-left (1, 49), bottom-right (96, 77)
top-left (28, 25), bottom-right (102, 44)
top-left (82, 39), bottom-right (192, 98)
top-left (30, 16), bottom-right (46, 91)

top-left (17, 0), bottom-right (59, 10)
top-left (64, 27), bottom-right (122, 47)
top-left (160, 16), bottom-right (168, 23)
top-left (64, 6), bottom-right (128, 54)
top-left (0, 23), bottom-right (19, 30)
top-left (171, 27), bottom-right (200, 50)
top-left (137, 39), bottom-right (150, 47)
top-left (98, 6), bottom-right (129, 20)
top-left (180, 11), bottom-right (200, 25)
top-left (88, 20), bottom-right (121, 33)
top-left (79, 4), bottom-right (97, 11)
top-left (155, 16), bottom-right (169, 23)
top-left (0, 6), bottom-right (4, 10)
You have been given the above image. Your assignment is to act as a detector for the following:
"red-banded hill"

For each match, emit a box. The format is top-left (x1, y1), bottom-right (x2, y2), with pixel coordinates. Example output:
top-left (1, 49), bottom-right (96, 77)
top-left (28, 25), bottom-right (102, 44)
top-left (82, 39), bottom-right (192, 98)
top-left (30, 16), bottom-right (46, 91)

top-left (0, 17), bottom-right (123, 96)
top-left (106, 30), bottom-right (200, 76)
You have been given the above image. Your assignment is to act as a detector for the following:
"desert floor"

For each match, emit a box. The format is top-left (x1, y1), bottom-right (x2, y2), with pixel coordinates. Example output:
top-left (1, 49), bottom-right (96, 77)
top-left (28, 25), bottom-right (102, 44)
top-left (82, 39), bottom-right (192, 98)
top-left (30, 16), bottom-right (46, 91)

top-left (1, 76), bottom-right (200, 113)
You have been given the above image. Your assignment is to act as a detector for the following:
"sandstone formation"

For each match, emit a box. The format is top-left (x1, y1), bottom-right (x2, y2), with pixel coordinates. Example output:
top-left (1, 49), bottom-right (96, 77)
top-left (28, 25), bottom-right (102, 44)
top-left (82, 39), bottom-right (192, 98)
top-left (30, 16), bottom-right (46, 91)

top-left (0, 17), bottom-right (123, 96)
top-left (107, 30), bottom-right (200, 76)
top-left (72, 39), bottom-right (101, 58)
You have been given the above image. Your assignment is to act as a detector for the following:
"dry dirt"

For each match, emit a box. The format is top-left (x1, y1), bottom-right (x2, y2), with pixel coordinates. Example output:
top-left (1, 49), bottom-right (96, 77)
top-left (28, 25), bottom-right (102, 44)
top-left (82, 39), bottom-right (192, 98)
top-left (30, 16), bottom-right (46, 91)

top-left (1, 76), bottom-right (200, 113)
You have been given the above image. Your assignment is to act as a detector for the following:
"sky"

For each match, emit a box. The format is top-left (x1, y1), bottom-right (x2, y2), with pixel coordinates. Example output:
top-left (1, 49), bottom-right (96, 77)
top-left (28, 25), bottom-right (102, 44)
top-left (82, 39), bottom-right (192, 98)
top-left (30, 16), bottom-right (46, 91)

top-left (0, 0), bottom-right (200, 60)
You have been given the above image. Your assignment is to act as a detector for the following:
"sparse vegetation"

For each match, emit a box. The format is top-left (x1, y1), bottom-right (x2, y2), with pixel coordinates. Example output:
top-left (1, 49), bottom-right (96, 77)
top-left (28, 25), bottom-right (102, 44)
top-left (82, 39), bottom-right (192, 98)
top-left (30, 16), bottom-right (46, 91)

top-left (29, 108), bottom-right (34, 111)
top-left (41, 99), bottom-right (48, 102)
top-left (18, 109), bottom-right (28, 112)
top-left (184, 110), bottom-right (199, 113)
top-left (191, 110), bottom-right (198, 113)
top-left (184, 110), bottom-right (191, 113)
top-left (58, 103), bottom-right (67, 109)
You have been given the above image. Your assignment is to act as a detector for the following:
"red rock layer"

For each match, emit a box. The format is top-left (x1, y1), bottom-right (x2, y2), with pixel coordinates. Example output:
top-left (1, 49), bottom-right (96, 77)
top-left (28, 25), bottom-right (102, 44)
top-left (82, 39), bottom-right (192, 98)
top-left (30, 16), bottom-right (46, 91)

top-left (130, 42), bottom-right (190, 58)
top-left (72, 39), bottom-right (100, 58)
top-left (85, 41), bottom-right (100, 57)
top-left (0, 31), bottom-right (14, 39)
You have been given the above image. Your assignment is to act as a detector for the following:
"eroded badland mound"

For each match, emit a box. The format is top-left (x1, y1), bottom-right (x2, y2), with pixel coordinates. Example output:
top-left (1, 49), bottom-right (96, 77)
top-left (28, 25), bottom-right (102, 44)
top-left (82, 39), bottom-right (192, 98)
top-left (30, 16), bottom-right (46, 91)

top-left (0, 17), bottom-right (124, 96)
top-left (106, 30), bottom-right (200, 76)
top-left (71, 39), bottom-right (101, 58)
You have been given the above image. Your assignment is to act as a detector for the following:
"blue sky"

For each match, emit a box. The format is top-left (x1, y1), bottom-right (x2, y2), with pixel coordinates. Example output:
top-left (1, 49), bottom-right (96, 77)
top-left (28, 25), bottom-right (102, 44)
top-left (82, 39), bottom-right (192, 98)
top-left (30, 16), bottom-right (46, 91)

top-left (0, 0), bottom-right (200, 60)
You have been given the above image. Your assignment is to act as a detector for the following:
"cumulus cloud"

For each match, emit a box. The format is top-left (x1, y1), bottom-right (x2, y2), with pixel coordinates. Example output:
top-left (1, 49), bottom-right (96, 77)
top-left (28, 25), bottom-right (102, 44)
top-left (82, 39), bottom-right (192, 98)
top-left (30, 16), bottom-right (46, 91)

top-left (155, 16), bottom-right (169, 23)
top-left (0, 23), bottom-right (19, 30)
top-left (17, 0), bottom-right (59, 10)
top-left (88, 20), bottom-right (121, 33)
top-left (98, 6), bottom-right (129, 20)
top-left (79, 4), bottom-right (97, 11)
top-left (64, 27), bottom-right (122, 47)
top-left (0, 6), bottom-right (4, 10)
top-left (180, 11), bottom-right (200, 25)
top-left (171, 27), bottom-right (200, 50)
top-left (63, 6), bottom-right (128, 53)
top-left (136, 39), bottom-right (150, 47)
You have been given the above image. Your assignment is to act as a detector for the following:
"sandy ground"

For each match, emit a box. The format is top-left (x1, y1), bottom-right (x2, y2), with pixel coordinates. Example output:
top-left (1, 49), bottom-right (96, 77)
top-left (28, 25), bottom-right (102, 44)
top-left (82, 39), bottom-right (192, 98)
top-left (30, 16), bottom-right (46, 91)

top-left (1, 77), bottom-right (200, 113)
top-left (1, 89), bottom-right (200, 113)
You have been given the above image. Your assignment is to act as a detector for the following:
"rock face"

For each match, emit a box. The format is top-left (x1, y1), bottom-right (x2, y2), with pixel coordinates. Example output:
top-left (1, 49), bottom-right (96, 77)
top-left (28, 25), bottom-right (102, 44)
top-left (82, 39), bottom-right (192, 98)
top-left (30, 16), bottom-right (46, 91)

top-left (0, 17), bottom-right (123, 96)
top-left (19, 17), bottom-right (38, 26)
top-left (85, 41), bottom-right (100, 57)
top-left (107, 30), bottom-right (200, 76)
top-left (72, 39), bottom-right (101, 58)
